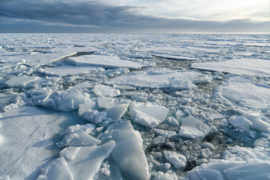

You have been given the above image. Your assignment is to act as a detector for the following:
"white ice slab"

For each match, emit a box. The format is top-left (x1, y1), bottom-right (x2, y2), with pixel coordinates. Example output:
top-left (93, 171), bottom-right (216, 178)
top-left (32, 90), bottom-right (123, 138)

top-left (37, 157), bottom-right (73, 180)
top-left (153, 54), bottom-right (196, 61)
top-left (61, 141), bottom-right (115, 180)
top-left (109, 121), bottom-right (150, 180)
top-left (93, 85), bottom-right (120, 97)
top-left (65, 55), bottom-right (151, 69)
top-left (179, 116), bottom-right (210, 139)
top-left (0, 106), bottom-right (79, 179)
top-left (217, 77), bottom-right (270, 110)
top-left (5, 76), bottom-right (42, 88)
top-left (109, 69), bottom-right (210, 89)
top-left (39, 141), bottom-right (115, 180)
top-left (29, 89), bottom-right (91, 111)
top-left (164, 151), bottom-right (186, 169)
top-left (42, 66), bottom-right (100, 76)
top-left (129, 102), bottom-right (169, 128)
top-left (192, 59), bottom-right (270, 76)
top-left (185, 146), bottom-right (270, 180)
top-left (97, 97), bottom-right (115, 109)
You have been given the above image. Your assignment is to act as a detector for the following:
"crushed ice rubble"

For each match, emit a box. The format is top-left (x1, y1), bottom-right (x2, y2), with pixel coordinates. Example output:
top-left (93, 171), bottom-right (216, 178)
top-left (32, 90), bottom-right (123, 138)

top-left (0, 34), bottom-right (270, 180)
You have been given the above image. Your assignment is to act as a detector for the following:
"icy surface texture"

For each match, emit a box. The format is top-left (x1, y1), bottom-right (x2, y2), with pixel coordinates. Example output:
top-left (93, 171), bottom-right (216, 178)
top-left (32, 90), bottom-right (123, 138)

top-left (192, 59), bottom-right (270, 76)
top-left (109, 69), bottom-right (210, 89)
top-left (1, 33), bottom-right (270, 180)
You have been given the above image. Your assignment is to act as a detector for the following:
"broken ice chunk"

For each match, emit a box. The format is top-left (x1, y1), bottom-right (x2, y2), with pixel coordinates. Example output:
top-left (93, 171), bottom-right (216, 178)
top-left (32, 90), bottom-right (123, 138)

top-left (56, 131), bottom-right (100, 147)
top-left (154, 171), bottom-right (178, 180)
top-left (192, 59), bottom-right (270, 76)
top-left (37, 157), bottom-right (73, 180)
top-left (42, 65), bottom-right (99, 76)
top-left (164, 151), bottom-right (186, 169)
top-left (63, 141), bottom-right (115, 180)
top-left (93, 84), bottom-right (120, 97)
top-left (97, 97), bottom-right (115, 109)
top-left (129, 102), bottom-right (169, 128)
top-left (106, 103), bottom-right (129, 120)
top-left (109, 69), bottom-right (210, 89)
top-left (179, 116), bottom-right (210, 139)
top-left (109, 121), bottom-right (150, 180)
top-left (60, 147), bottom-right (80, 161)
top-left (5, 76), bottom-right (42, 88)
top-left (65, 55), bottom-right (150, 69)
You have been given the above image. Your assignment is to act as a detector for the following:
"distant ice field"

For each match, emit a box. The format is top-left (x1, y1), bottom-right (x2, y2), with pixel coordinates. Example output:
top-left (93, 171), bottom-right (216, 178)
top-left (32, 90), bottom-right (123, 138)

top-left (0, 33), bottom-right (270, 180)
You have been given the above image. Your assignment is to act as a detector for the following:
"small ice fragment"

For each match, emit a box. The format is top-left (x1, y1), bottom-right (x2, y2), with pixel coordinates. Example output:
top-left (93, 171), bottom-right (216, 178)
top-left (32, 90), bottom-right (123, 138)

top-left (93, 85), bottom-right (120, 97)
top-left (154, 171), bottom-right (178, 180)
top-left (129, 102), bottom-right (169, 128)
top-left (109, 121), bottom-right (150, 180)
top-left (65, 141), bottom-right (115, 180)
top-left (163, 151), bottom-right (186, 169)
top-left (37, 157), bottom-right (73, 180)
top-left (106, 103), bottom-right (129, 120)
top-left (56, 131), bottom-right (100, 147)
top-left (97, 97), bottom-right (115, 109)
top-left (179, 116), bottom-right (210, 139)
top-left (60, 147), bottom-right (80, 161)
top-left (5, 76), bottom-right (42, 88)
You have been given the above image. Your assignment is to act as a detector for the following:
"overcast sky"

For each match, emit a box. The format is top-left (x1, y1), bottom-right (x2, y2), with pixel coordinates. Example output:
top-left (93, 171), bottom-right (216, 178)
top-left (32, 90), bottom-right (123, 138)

top-left (0, 0), bottom-right (269, 33)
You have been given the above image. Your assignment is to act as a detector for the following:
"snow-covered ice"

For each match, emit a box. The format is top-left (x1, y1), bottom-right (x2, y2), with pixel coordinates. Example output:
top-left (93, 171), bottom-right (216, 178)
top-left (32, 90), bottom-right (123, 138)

top-left (192, 59), bottom-right (270, 76)
top-left (1, 33), bottom-right (270, 180)
top-left (129, 102), bottom-right (169, 128)
top-left (41, 65), bottom-right (100, 76)
top-left (0, 106), bottom-right (79, 179)
top-left (109, 69), bottom-right (210, 89)
top-left (93, 84), bottom-right (120, 97)
top-left (179, 116), bottom-right (210, 139)
top-left (63, 55), bottom-right (152, 69)
top-left (108, 121), bottom-right (150, 180)
top-left (164, 151), bottom-right (186, 169)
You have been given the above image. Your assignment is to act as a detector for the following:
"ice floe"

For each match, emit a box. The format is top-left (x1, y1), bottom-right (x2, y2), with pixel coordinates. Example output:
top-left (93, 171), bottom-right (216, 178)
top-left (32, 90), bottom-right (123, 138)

top-left (108, 121), bottom-right (150, 180)
top-left (192, 59), bottom-right (270, 76)
top-left (4, 76), bottom-right (42, 88)
top-left (129, 102), bottom-right (169, 128)
top-left (185, 146), bottom-right (270, 180)
top-left (179, 116), bottom-right (210, 139)
top-left (109, 69), bottom-right (210, 89)
top-left (62, 55), bottom-right (151, 69)
top-left (163, 151), bottom-right (187, 169)
top-left (93, 84), bottom-right (120, 97)
top-left (27, 89), bottom-right (91, 111)
top-left (0, 106), bottom-right (79, 179)
top-left (41, 65), bottom-right (101, 76)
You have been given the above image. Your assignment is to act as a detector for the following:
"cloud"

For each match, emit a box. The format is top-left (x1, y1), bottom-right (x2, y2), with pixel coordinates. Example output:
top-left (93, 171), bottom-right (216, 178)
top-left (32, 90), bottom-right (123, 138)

top-left (0, 0), bottom-right (269, 32)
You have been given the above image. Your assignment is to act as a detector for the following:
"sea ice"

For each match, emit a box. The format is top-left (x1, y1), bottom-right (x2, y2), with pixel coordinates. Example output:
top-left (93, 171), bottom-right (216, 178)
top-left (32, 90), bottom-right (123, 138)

top-left (97, 97), bottom-right (115, 109)
top-left (108, 121), bottom-right (150, 180)
top-left (28, 89), bottom-right (91, 111)
top-left (37, 157), bottom-right (73, 180)
top-left (109, 69), bottom-right (210, 89)
top-left (129, 102), bottom-right (169, 128)
top-left (0, 106), bottom-right (79, 179)
top-left (192, 59), bottom-right (270, 76)
top-left (63, 55), bottom-right (151, 69)
top-left (93, 84), bottom-right (120, 97)
top-left (216, 77), bottom-right (270, 132)
top-left (185, 146), bottom-right (270, 180)
top-left (41, 65), bottom-right (100, 76)
top-left (179, 116), bottom-right (210, 139)
top-left (39, 141), bottom-right (115, 180)
top-left (163, 151), bottom-right (187, 169)
top-left (4, 76), bottom-right (42, 88)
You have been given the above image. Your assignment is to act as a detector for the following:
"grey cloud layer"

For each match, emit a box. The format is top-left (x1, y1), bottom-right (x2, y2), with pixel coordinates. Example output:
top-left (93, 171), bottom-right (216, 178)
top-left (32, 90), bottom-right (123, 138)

top-left (0, 0), bottom-right (268, 32)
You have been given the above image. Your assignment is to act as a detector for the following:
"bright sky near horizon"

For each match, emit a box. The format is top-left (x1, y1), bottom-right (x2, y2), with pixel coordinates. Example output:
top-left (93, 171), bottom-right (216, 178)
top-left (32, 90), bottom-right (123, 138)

top-left (103, 0), bottom-right (269, 21)
top-left (0, 0), bottom-right (269, 32)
